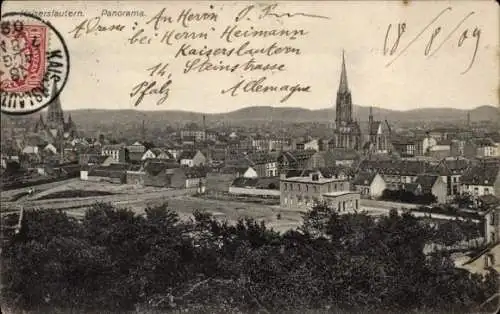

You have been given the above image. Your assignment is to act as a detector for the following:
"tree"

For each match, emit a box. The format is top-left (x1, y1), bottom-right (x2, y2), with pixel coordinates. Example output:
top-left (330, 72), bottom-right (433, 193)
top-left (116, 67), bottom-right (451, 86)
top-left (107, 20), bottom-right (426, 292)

top-left (1, 202), bottom-right (496, 313)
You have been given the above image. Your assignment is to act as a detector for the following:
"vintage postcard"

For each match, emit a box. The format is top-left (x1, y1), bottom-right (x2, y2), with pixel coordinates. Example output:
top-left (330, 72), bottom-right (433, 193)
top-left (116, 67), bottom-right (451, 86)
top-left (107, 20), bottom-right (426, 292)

top-left (0, 0), bottom-right (499, 313)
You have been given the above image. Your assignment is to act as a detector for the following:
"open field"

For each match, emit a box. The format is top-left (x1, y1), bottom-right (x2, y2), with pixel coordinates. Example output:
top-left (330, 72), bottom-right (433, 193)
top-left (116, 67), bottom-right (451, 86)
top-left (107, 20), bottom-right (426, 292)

top-left (1, 179), bottom-right (480, 234)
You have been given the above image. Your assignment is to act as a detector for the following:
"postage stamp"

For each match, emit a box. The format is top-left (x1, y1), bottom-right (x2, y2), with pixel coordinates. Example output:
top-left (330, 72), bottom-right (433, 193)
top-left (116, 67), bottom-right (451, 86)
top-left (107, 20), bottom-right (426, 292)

top-left (0, 12), bottom-right (70, 115)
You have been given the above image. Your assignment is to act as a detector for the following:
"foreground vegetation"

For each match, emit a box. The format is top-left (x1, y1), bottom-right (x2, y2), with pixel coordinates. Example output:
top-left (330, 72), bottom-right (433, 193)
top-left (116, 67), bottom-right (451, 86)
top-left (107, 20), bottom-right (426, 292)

top-left (1, 202), bottom-right (498, 313)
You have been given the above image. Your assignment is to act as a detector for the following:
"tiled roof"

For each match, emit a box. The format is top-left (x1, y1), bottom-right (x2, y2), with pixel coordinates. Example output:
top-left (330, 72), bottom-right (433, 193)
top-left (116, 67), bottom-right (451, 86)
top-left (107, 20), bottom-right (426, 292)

top-left (129, 151), bottom-right (143, 162)
top-left (317, 166), bottom-right (347, 178)
top-left (322, 148), bottom-right (359, 161)
top-left (184, 167), bottom-right (208, 178)
top-left (486, 133), bottom-right (500, 143)
top-left (231, 177), bottom-right (279, 189)
top-left (102, 144), bottom-right (124, 150)
top-left (352, 171), bottom-right (378, 186)
top-left (358, 159), bottom-right (428, 176)
top-left (461, 164), bottom-right (500, 186)
top-left (88, 155), bottom-right (110, 164)
top-left (281, 150), bottom-right (317, 162)
top-left (478, 194), bottom-right (499, 206)
top-left (88, 166), bottom-right (125, 178)
top-left (246, 152), bottom-right (279, 165)
top-left (150, 148), bottom-right (165, 155)
top-left (179, 150), bottom-right (198, 159)
top-left (143, 162), bottom-right (172, 176)
top-left (106, 163), bottom-right (130, 171)
top-left (430, 158), bottom-right (470, 175)
top-left (403, 183), bottom-right (421, 194)
top-left (474, 138), bottom-right (497, 147)
top-left (415, 174), bottom-right (439, 191)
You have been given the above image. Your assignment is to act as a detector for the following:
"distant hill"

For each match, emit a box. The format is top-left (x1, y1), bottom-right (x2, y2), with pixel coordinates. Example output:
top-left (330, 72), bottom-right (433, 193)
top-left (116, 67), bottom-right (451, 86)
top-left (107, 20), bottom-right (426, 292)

top-left (2, 105), bottom-right (498, 129)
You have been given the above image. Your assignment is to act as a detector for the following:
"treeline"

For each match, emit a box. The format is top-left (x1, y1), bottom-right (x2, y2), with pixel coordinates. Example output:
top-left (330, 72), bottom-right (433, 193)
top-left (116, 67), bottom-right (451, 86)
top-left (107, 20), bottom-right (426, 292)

top-left (1, 203), bottom-right (498, 313)
top-left (380, 189), bottom-right (437, 205)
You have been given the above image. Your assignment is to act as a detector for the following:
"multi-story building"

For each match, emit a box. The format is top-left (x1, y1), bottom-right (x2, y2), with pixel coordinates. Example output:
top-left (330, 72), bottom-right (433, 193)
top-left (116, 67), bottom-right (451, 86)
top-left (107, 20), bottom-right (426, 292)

top-left (278, 150), bottom-right (324, 173)
top-left (430, 157), bottom-right (471, 198)
top-left (357, 159), bottom-right (428, 190)
top-left (296, 139), bottom-right (319, 151)
top-left (280, 169), bottom-right (356, 210)
top-left (464, 138), bottom-right (499, 158)
top-left (245, 152), bottom-right (280, 177)
top-left (461, 162), bottom-right (500, 197)
top-left (179, 150), bottom-right (206, 167)
top-left (101, 144), bottom-right (126, 163)
top-left (391, 137), bottom-right (416, 157)
top-left (460, 206), bottom-right (500, 274)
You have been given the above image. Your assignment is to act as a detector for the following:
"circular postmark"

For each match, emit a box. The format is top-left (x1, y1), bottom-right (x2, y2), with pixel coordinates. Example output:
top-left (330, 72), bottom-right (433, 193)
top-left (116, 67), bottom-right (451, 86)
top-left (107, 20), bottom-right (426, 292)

top-left (0, 12), bottom-right (70, 115)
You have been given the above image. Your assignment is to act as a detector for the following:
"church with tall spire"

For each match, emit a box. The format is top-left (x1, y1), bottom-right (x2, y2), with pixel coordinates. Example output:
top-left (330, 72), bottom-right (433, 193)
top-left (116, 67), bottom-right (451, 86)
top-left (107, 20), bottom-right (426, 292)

top-left (331, 51), bottom-right (361, 150)
top-left (33, 82), bottom-right (78, 142)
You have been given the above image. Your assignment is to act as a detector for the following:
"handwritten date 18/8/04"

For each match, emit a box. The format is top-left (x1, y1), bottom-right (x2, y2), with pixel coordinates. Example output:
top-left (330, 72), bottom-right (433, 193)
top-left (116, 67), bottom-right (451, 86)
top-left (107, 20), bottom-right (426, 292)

top-left (383, 7), bottom-right (480, 75)
top-left (130, 63), bottom-right (172, 107)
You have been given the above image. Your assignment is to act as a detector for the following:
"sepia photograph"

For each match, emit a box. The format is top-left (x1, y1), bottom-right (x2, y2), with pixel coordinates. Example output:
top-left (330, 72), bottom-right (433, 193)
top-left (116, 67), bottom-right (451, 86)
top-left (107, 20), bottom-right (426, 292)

top-left (0, 0), bottom-right (499, 313)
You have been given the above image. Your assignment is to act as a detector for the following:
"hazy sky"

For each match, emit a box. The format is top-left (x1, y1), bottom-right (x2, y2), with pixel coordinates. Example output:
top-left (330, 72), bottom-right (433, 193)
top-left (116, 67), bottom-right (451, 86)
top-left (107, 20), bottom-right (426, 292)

top-left (3, 0), bottom-right (499, 113)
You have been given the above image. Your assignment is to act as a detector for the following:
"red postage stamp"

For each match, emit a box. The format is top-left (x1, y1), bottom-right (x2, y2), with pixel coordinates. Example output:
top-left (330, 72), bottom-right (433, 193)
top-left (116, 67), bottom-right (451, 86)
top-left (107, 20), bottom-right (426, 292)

top-left (0, 22), bottom-right (47, 93)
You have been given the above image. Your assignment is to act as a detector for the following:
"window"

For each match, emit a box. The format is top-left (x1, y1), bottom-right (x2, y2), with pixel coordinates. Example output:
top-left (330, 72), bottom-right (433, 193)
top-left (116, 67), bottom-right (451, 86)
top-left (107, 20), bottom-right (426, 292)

top-left (306, 185), bottom-right (309, 192)
top-left (485, 254), bottom-right (495, 268)
top-left (485, 188), bottom-right (490, 195)
top-left (298, 185), bottom-right (301, 192)
top-left (355, 199), bottom-right (359, 209)
top-left (284, 183), bottom-right (287, 191)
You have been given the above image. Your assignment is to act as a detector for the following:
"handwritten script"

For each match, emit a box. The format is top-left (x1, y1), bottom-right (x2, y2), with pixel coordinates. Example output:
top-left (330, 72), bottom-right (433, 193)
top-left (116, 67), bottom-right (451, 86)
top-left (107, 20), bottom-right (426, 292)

top-left (130, 63), bottom-right (172, 107)
top-left (66, 3), bottom-right (488, 107)
top-left (68, 3), bottom-right (323, 106)
top-left (383, 7), bottom-right (481, 75)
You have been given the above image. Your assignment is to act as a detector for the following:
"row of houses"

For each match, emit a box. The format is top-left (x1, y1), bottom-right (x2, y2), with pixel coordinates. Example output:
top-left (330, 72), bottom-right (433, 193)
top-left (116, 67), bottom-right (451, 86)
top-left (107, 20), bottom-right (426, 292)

top-left (80, 161), bottom-right (207, 190)
top-left (97, 142), bottom-right (207, 166)
top-left (391, 135), bottom-right (500, 159)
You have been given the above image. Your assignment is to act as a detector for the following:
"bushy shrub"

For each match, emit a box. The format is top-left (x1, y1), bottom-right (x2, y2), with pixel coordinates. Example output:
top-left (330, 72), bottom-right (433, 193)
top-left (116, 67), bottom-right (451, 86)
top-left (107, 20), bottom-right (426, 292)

top-left (1, 202), bottom-right (497, 313)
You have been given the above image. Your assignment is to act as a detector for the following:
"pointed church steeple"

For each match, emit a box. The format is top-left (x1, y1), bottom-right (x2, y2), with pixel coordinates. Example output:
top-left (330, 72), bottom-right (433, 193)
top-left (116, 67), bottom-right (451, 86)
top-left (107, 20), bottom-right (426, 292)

top-left (335, 50), bottom-right (353, 125)
top-left (46, 80), bottom-right (64, 126)
top-left (338, 50), bottom-right (349, 93)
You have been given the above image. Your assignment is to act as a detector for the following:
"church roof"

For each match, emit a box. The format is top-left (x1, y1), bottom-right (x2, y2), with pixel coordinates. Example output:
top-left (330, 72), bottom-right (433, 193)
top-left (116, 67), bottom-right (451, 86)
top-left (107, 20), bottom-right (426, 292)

top-left (338, 50), bottom-right (349, 93)
top-left (369, 121), bottom-right (382, 135)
